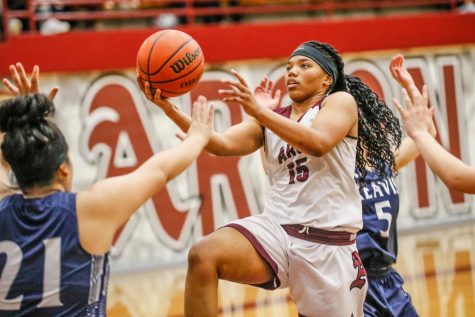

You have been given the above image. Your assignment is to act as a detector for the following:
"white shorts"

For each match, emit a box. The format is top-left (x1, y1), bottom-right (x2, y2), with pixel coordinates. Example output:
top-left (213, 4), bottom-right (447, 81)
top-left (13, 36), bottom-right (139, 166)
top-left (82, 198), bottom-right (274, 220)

top-left (225, 213), bottom-right (367, 317)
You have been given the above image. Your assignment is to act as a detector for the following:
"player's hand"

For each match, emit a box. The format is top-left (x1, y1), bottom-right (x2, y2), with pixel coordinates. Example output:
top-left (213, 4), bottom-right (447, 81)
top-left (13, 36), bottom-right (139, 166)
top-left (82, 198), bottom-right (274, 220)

top-left (389, 54), bottom-right (421, 100)
top-left (136, 71), bottom-right (175, 112)
top-left (394, 85), bottom-right (434, 139)
top-left (187, 95), bottom-right (214, 144)
top-left (389, 54), bottom-right (414, 88)
top-left (219, 69), bottom-right (263, 118)
top-left (2, 63), bottom-right (59, 100)
top-left (254, 76), bottom-right (281, 111)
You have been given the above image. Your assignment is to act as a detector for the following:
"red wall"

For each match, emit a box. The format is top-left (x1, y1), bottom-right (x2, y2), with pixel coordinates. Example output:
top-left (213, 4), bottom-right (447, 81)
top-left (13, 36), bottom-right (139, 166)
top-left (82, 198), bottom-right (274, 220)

top-left (1, 12), bottom-right (475, 75)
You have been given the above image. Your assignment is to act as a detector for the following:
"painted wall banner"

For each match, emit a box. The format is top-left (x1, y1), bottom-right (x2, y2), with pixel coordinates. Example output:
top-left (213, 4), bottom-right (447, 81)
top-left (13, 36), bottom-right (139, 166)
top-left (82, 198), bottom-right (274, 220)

top-left (32, 47), bottom-right (474, 271)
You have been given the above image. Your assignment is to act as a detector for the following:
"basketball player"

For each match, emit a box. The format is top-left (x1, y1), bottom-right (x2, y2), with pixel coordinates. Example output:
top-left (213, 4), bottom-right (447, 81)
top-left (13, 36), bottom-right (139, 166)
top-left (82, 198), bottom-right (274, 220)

top-left (138, 41), bottom-right (401, 317)
top-left (355, 55), bottom-right (427, 317)
top-left (393, 57), bottom-right (475, 194)
top-left (0, 63), bottom-right (213, 316)
top-left (253, 54), bottom-right (426, 317)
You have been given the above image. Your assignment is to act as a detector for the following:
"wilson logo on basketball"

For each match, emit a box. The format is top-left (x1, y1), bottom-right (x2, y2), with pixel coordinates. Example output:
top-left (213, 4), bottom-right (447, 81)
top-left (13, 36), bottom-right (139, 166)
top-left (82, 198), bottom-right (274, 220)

top-left (170, 47), bottom-right (202, 74)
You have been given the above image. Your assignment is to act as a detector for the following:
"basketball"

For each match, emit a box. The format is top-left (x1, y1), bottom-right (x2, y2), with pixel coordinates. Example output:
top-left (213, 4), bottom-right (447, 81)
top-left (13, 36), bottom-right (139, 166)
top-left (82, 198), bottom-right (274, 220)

top-left (136, 29), bottom-right (204, 98)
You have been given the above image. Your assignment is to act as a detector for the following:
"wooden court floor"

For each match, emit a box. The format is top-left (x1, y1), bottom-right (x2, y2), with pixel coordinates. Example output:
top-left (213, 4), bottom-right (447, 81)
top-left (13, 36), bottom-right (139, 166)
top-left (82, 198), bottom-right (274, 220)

top-left (107, 220), bottom-right (475, 317)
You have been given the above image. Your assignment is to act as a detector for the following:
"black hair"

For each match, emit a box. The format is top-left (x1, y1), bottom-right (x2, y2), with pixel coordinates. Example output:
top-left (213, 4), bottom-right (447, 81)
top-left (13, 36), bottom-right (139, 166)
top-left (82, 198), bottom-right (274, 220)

top-left (0, 94), bottom-right (68, 192)
top-left (303, 41), bottom-right (402, 185)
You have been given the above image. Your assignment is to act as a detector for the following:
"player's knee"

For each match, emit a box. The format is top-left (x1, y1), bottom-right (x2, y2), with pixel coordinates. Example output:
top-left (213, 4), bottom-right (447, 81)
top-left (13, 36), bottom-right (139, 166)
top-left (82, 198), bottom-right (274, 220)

top-left (187, 239), bottom-right (216, 274)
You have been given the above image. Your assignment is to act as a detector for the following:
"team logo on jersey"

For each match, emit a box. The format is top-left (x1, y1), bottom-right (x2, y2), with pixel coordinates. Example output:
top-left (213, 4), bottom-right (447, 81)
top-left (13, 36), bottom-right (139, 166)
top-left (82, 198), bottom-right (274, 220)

top-left (350, 251), bottom-right (367, 290)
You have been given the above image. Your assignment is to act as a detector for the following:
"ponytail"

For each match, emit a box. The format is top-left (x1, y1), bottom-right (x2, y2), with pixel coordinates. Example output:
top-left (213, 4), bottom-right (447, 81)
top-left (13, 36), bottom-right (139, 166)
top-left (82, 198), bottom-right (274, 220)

top-left (0, 94), bottom-right (68, 191)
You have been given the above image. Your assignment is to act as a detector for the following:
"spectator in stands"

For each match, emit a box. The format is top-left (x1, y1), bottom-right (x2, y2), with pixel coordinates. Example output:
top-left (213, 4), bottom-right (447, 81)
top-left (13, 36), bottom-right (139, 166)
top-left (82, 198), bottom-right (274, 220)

top-left (229, 0), bottom-right (243, 23)
top-left (5, 1), bottom-right (70, 35)
top-left (153, 1), bottom-right (242, 28)
top-left (193, 0), bottom-right (242, 24)
top-left (5, 0), bottom-right (27, 33)
top-left (458, 0), bottom-right (475, 12)
top-left (194, 0), bottom-right (223, 24)
top-left (154, 1), bottom-right (185, 27)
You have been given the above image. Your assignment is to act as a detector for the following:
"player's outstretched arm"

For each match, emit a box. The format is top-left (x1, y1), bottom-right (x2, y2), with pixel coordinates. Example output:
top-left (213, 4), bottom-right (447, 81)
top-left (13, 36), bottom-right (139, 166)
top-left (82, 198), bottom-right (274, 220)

top-left (77, 96), bottom-right (214, 254)
top-left (220, 70), bottom-right (358, 157)
top-left (394, 86), bottom-right (475, 194)
top-left (395, 123), bottom-right (437, 171)
top-left (389, 54), bottom-right (438, 170)
top-left (136, 73), bottom-right (262, 156)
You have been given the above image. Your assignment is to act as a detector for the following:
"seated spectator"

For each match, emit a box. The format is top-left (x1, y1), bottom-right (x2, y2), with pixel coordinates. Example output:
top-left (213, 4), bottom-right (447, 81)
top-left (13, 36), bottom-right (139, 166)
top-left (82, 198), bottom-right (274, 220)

top-left (6, 0), bottom-right (28, 33)
top-left (194, 0), bottom-right (223, 24)
top-left (458, 0), bottom-right (475, 12)
top-left (194, 0), bottom-right (242, 24)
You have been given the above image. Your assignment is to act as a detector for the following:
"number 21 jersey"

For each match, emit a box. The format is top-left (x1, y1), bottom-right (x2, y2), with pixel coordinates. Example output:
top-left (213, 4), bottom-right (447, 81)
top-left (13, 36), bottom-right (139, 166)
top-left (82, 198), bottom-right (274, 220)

top-left (0, 192), bottom-right (109, 317)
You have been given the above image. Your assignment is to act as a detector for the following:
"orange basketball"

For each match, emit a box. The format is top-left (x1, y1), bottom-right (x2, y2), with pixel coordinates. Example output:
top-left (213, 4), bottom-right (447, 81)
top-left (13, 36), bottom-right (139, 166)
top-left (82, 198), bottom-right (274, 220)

top-left (136, 29), bottom-right (204, 98)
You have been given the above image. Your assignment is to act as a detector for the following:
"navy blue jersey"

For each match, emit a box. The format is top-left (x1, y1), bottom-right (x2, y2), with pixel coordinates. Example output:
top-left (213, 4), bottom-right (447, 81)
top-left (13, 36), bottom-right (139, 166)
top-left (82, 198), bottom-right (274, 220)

top-left (0, 192), bottom-right (109, 317)
top-left (356, 168), bottom-right (399, 267)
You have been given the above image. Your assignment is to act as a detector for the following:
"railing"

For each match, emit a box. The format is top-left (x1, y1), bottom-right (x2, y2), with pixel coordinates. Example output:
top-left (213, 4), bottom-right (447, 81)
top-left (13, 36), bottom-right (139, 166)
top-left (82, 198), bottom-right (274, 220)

top-left (2, 0), bottom-right (459, 40)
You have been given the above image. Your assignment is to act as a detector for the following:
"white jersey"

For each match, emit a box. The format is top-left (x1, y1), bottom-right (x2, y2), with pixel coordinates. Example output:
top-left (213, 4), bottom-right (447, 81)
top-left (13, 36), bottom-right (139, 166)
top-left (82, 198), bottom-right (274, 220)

top-left (263, 104), bottom-right (362, 233)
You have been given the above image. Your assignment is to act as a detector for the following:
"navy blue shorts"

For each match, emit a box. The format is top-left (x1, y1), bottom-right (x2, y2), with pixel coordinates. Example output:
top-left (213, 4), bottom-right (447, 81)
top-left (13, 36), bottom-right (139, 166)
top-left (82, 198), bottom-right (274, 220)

top-left (364, 268), bottom-right (418, 317)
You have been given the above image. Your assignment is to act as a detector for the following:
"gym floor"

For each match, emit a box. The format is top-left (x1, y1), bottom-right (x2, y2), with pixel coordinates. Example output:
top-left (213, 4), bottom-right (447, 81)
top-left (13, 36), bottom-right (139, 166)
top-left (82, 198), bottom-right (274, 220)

top-left (106, 220), bottom-right (475, 317)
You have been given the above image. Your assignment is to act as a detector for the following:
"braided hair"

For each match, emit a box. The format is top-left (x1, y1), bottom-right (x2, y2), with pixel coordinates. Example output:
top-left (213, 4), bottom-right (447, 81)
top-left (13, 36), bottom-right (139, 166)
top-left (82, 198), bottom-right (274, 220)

top-left (303, 41), bottom-right (402, 185)
top-left (0, 94), bottom-right (68, 192)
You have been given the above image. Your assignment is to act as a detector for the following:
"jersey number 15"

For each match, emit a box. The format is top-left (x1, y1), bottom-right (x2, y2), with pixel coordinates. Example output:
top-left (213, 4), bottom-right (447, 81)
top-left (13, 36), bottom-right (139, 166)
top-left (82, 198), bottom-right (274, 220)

top-left (287, 157), bottom-right (309, 184)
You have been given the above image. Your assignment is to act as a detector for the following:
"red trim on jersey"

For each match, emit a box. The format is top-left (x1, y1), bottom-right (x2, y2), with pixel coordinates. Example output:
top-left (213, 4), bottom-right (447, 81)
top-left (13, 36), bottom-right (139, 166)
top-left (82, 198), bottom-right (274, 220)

top-left (225, 223), bottom-right (281, 290)
top-left (282, 224), bottom-right (356, 246)
top-left (274, 105), bottom-right (292, 118)
top-left (275, 101), bottom-right (321, 122)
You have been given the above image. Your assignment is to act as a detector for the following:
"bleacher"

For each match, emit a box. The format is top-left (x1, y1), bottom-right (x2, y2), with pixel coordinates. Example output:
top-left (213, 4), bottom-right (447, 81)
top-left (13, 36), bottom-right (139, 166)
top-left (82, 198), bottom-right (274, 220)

top-left (2, 0), bottom-right (460, 39)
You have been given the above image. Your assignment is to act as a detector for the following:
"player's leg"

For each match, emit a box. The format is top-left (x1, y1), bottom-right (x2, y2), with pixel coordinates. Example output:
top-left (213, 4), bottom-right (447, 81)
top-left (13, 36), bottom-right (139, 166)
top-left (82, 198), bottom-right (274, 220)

top-left (364, 274), bottom-right (391, 317)
top-left (184, 226), bottom-right (275, 317)
top-left (388, 270), bottom-right (419, 317)
top-left (363, 268), bottom-right (419, 317)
